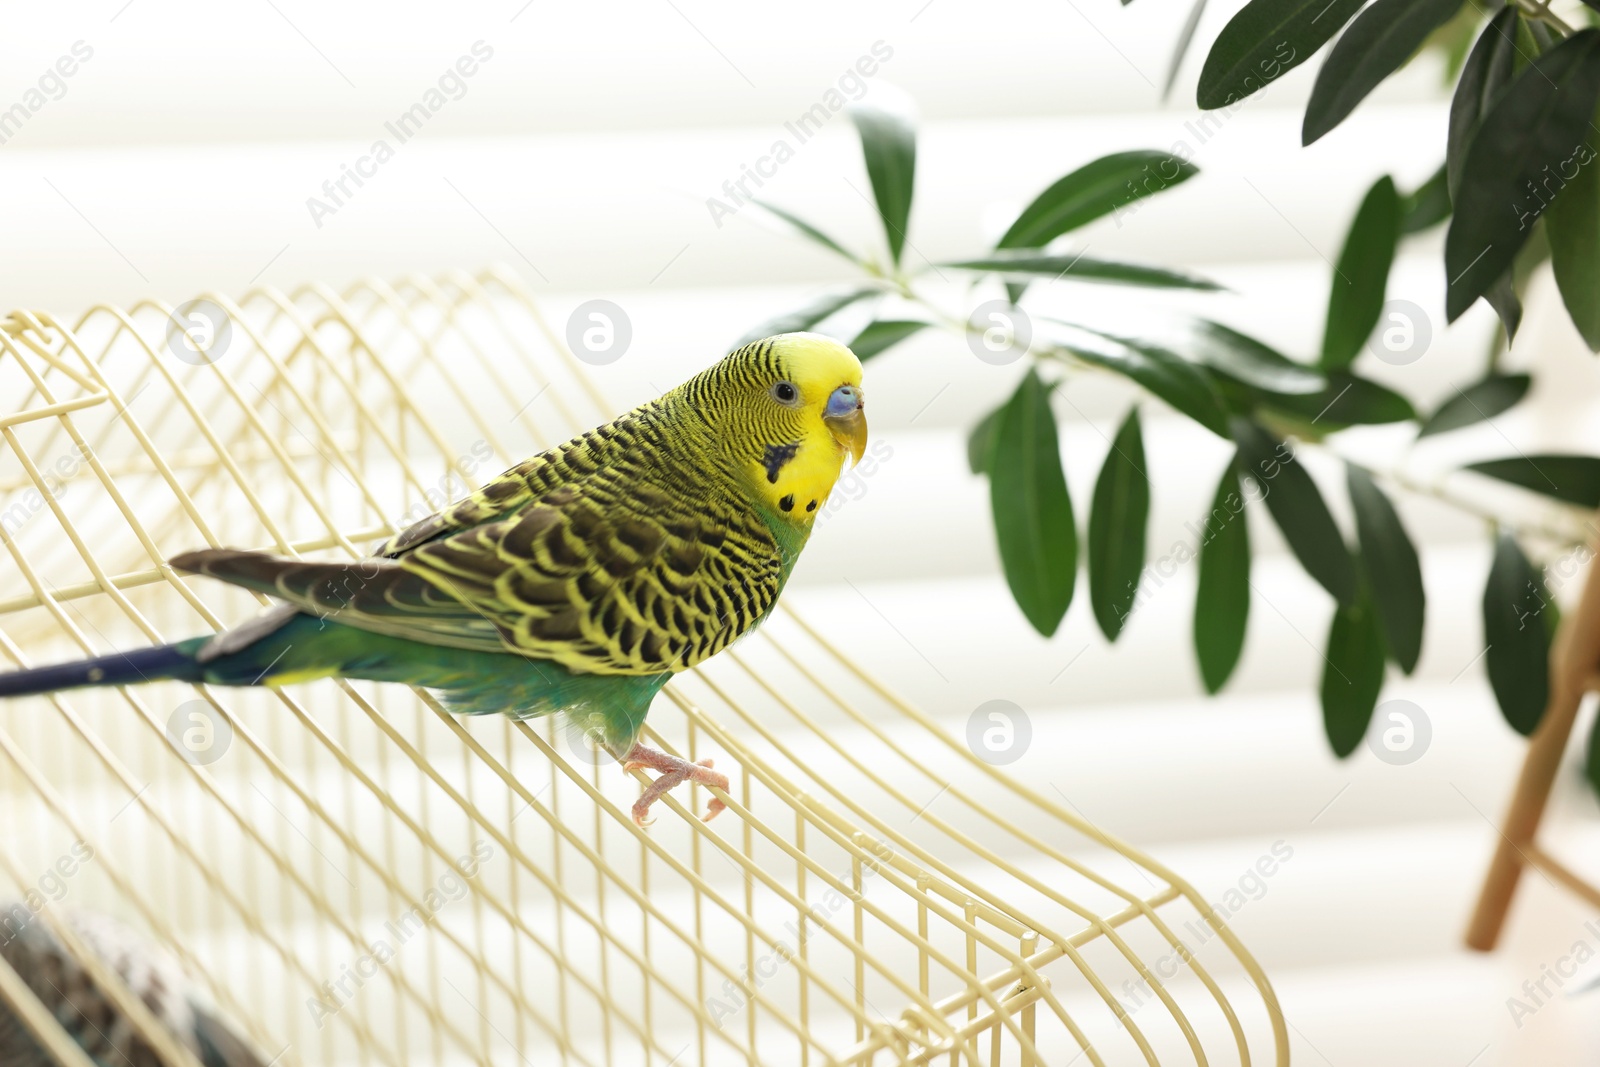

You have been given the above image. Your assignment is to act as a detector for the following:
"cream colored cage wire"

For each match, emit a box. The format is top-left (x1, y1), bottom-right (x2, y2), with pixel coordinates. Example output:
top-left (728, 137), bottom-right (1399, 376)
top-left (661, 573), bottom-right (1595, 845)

top-left (0, 266), bottom-right (1289, 1067)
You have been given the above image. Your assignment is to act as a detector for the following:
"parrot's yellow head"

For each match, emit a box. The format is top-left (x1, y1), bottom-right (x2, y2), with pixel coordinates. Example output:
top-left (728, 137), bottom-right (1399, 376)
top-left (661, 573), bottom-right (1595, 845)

top-left (687, 332), bottom-right (867, 525)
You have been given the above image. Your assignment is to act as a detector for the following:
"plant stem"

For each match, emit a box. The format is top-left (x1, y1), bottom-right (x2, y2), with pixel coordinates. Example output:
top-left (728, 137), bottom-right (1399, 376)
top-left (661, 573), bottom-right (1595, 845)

top-left (1518, 0), bottom-right (1573, 35)
top-left (1484, 321), bottom-right (1505, 375)
top-left (1302, 436), bottom-right (1591, 550)
top-left (1380, 466), bottom-right (1592, 549)
top-left (905, 280), bottom-right (1105, 374)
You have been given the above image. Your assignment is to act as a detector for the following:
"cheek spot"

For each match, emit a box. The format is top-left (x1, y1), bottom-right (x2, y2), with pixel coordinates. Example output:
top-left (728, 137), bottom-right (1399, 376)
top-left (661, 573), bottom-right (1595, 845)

top-left (806, 499), bottom-right (817, 512)
top-left (779, 494), bottom-right (794, 512)
top-left (762, 443), bottom-right (799, 484)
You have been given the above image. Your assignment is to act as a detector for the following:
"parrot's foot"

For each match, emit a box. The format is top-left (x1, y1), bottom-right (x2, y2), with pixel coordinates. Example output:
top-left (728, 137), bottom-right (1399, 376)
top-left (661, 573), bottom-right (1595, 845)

top-left (619, 743), bottom-right (729, 827)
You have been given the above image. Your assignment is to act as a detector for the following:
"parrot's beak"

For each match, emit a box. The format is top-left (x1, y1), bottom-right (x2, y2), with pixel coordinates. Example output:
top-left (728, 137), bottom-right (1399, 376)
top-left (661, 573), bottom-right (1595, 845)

top-left (824, 405), bottom-right (868, 467)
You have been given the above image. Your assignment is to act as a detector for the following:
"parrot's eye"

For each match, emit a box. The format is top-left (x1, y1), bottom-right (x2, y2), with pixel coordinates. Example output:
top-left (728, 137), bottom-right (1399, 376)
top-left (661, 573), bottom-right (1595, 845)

top-left (772, 381), bottom-right (799, 405)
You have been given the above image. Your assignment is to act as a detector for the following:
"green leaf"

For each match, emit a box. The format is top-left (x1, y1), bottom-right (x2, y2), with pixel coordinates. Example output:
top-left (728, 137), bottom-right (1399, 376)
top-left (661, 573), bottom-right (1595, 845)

top-left (1400, 164), bottom-right (1451, 235)
top-left (848, 319), bottom-right (929, 361)
top-left (1257, 371), bottom-right (1417, 428)
top-left (1321, 592), bottom-right (1387, 757)
top-left (1464, 454), bottom-right (1600, 507)
top-left (1483, 532), bottom-right (1552, 735)
top-left (1232, 419), bottom-right (1358, 606)
top-left (1447, 9), bottom-right (1520, 200)
top-left (1164, 0), bottom-right (1211, 99)
top-left (1445, 30), bottom-right (1600, 322)
top-left (1515, 214), bottom-right (1552, 290)
top-left (1180, 320), bottom-right (1327, 394)
top-left (1322, 176), bottom-right (1402, 370)
top-left (1088, 408), bottom-right (1150, 642)
top-left (968, 405), bottom-right (1004, 475)
top-left (996, 151), bottom-right (1199, 249)
top-left (1526, 17), bottom-right (1559, 55)
top-left (1347, 463), bottom-right (1425, 673)
top-left (1416, 373), bottom-right (1532, 437)
top-left (1462, 26), bottom-right (1553, 340)
top-left (849, 99), bottom-right (917, 266)
top-left (1585, 714), bottom-right (1600, 801)
top-left (752, 200), bottom-right (859, 263)
top-left (1484, 268), bottom-right (1524, 340)
top-left (735, 287), bottom-right (877, 347)
top-left (1196, 0), bottom-right (1365, 109)
top-left (1302, 0), bottom-right (1467, 144)
top-left (1546, 121), bottom-right (1600, 350)
top-left (947, 252), bottom-right (1223, 291)
top-left (1052, 325), bottom-right (1231, 436)
top-left (989, 370), bottom-right (1076, 636)
top-left (1195, 453), bottom-right (1251, 692)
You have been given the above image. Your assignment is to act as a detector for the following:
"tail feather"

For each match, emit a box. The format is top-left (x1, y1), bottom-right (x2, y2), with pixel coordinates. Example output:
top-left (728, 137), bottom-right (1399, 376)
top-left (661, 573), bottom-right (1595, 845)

top-left (0, 642), bottom-right (203, 699)
top-left (172, 548), bottom-right (440, 620)
top-left (0, 605), bottom-right (588, 715)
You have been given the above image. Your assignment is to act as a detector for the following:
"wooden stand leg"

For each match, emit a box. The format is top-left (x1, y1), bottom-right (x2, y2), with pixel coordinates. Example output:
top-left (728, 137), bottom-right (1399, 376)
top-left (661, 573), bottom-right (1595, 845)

top-left (1465, 682), bottom-right (1582, 951)
top-left (1466, 529), bottom-right (1600, 952)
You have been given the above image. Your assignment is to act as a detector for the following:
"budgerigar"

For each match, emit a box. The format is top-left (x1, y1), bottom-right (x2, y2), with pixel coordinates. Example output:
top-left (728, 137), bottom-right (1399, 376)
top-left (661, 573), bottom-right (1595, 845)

top-left (0, 903), bottom-right (267, 1067)
top-left (0, 334), bottom-right (867, 825)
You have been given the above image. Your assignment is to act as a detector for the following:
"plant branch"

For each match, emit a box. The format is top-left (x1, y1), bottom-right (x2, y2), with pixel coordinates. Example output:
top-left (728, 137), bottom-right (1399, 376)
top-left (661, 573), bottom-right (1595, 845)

top-left (1517, 0), bottom-right (1574, 36)
top-left (901, 275), bottom-right (1591, 558)
top-left (1381, 466), bottom-right (1593, 549)
top-left (1300, 436), bottom-right (1593, 550)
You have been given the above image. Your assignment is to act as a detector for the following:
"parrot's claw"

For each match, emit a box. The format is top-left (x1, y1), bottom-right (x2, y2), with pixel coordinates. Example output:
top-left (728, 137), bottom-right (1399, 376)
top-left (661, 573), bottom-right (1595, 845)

top-left (619, 743), bottom-right (730, 827)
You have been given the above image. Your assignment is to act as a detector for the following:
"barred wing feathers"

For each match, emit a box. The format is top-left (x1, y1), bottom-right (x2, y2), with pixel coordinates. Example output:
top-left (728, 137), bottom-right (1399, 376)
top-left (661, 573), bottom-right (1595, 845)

top-left (174, 409), bottom-right (786, 676)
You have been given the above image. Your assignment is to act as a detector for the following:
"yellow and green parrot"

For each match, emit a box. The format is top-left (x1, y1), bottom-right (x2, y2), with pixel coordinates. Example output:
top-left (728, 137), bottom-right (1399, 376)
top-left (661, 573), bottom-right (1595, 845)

top-left (0, 334), bottom-right (867, 826)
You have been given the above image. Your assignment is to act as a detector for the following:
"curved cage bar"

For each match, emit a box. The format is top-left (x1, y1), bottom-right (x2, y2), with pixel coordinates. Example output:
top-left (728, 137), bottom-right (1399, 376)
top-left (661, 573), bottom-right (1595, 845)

top-left (0, 268), bottom-right (1288, 1066)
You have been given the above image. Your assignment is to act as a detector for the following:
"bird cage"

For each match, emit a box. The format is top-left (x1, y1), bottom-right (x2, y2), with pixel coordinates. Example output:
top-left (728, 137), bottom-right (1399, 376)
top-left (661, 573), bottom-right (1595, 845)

top-left (0, 268), bottom-right (1289, 1066)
